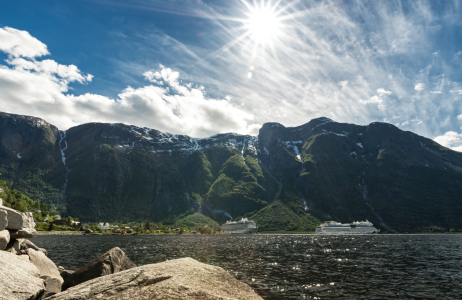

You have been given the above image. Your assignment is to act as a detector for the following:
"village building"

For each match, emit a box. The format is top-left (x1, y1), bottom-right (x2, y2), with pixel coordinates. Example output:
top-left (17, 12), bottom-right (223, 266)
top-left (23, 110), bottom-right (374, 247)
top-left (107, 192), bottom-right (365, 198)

top-left (51, 219), bottom-right (68, 226)
top-left (70, 220), bottom-right (81, 226)
top-left (97, 222), bottom-right (110, 230)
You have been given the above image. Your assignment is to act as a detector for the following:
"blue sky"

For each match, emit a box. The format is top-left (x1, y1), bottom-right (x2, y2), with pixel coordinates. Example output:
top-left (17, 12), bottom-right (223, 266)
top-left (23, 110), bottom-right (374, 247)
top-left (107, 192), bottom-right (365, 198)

top-left (0, 0), bottom-right (462, 150)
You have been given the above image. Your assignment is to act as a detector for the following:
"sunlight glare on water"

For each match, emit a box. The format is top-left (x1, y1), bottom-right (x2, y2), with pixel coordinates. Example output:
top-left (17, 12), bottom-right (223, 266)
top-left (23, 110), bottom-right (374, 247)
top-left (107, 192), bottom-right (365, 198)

top-left (33, 234), bottom-right (462, 299)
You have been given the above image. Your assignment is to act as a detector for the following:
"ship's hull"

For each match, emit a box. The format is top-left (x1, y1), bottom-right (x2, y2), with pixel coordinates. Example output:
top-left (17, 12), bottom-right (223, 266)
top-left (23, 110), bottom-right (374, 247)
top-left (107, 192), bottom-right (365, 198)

top-left (315, 228), bottom-right (379, 234)
top-left (224, 227), bottom-right (258, 234)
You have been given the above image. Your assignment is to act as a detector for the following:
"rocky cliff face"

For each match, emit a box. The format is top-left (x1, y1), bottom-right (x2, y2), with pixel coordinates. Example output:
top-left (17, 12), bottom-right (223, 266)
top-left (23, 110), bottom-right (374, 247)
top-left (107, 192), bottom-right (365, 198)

top-left (257, 117), bottom-right (462, 231)
top-left (1, 112), bottom-right (462, 232)
top-left (0, 113), bottom-right (65, 210)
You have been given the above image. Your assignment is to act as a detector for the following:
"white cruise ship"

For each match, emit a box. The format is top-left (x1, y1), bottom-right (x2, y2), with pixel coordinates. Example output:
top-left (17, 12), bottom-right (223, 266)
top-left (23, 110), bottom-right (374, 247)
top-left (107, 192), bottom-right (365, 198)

top-left (221, 218), bottom-right (258, 234)
top-left (315, 220), bottom-right (380, 234)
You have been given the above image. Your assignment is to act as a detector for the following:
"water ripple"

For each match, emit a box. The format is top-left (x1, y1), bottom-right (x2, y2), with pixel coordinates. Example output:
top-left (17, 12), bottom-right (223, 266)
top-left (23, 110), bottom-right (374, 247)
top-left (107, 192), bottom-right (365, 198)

top-left (32, 234), bottom-right (462, 299)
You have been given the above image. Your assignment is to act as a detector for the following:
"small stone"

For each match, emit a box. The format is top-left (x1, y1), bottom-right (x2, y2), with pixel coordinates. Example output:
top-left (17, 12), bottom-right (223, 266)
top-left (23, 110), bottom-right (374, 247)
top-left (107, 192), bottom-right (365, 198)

top-left (21, 239), bottom-right (40, 250)
top-left (39, 248), bottom-right (48, 256)
top-left (18, 254), bottom-right (30, 262)
top-left (0, 229), bottom-right (10, 250)
top-left (59, 269), bottom-right (75, 281)
top-left (0, 209), bottom-right (7, 230)
top-left (39, 277), bottom-right (62, 299)
top-left (5, 238), bottom-right (24, 254)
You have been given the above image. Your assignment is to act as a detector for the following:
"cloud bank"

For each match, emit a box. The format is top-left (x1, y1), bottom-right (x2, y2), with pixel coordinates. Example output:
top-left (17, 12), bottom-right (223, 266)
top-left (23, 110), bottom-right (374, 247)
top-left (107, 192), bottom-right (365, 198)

top-left (434, 131), bottom-right (462, 152)
top-left (0, 27), bottom-right (259, 138)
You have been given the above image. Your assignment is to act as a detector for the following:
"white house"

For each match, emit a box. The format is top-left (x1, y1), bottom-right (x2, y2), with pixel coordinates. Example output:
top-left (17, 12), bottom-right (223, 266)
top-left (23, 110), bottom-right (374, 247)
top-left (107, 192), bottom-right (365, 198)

top-left (97, 222), bottom-right (110, 230)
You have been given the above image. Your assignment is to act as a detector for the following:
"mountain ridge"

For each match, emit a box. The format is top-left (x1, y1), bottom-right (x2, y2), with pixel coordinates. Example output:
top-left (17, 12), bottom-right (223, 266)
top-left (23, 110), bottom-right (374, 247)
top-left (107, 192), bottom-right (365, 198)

top-left (1, 111), bottom-right (462, 232)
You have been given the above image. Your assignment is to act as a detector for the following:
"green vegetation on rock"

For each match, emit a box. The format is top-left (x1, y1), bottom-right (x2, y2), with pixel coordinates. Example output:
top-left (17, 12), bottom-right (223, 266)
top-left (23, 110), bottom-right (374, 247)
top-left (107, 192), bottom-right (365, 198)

top-left (250, 200), bottom-right (321, 232)
top-left (174, 213), bottom-right (221, 231)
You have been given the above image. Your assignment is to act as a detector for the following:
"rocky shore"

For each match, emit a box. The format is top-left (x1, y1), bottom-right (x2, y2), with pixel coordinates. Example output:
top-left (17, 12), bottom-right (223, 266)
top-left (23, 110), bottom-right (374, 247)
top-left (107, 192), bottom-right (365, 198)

top-left (35, 232), bottom-right (85, 235)
top-left (0, 201), bottom-right (263, 299)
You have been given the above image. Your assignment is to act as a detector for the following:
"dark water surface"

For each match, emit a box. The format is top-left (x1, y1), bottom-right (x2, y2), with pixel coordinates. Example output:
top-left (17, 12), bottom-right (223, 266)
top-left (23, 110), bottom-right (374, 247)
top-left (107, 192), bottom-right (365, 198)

top-left (32, 234), bottom-right (462, 299)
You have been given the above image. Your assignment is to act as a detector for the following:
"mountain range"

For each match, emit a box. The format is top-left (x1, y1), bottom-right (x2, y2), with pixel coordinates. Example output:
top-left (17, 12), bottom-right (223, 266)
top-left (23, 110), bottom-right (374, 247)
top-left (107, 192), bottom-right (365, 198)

top-left (1, 111), bottom-right (462, 232)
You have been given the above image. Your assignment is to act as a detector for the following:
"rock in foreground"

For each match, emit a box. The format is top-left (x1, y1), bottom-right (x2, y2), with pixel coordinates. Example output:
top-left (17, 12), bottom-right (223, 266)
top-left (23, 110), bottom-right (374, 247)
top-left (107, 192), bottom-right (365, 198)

top-left (27, 248), bottom-right (63, 283)
top-left (49, 257), bottom-right (263, 300)
top-left (62, 246), bottom-right (136, 290)
top-left (0, 229), bottom-right (9, 250)
top-left (0, 207), bottom-right (35, 231)
top-left (0, 250), bottom-right (45, 300)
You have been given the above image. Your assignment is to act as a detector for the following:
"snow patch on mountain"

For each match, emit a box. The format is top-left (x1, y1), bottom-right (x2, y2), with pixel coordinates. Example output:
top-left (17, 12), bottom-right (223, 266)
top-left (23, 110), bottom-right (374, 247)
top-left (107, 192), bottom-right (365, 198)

top-left (282, 140), bottom-right (303, 161)
top-left (322, 129), bottom-right (348, 137)
top-left (311, 118), bottom-right (333, 130)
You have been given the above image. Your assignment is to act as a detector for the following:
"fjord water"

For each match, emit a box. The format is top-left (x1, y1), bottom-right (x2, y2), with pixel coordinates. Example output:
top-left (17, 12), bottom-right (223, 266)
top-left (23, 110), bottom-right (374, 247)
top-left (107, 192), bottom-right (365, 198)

top-left (33, 234), bottom-right (462, 299)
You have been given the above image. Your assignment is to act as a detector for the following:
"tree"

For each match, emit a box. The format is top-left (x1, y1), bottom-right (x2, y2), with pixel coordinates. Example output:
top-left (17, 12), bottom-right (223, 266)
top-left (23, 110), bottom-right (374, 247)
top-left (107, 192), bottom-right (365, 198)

top-left (40, 203), bottom-right (48, 212)
top-left (145, 221), bottom-right (150, 230)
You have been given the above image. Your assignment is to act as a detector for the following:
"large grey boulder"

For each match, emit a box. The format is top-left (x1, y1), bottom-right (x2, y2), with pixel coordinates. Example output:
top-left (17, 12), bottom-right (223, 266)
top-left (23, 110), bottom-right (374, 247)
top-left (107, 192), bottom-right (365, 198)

top-left (9, 227), bottom-right (36, 239)
top-left (21, 239), bottom-right (47, 256)
top-left (62, 247), bottom-right (136, 290)
top-left (0, 207), bottom-right (34, 230)
top-left (49, 257), bottom-right (263, 300)
top-left (27, 248), bottom-right (63, 284)
top-left (0, 250), bottom-right (45, 300)
top-left (0, 209), bottom-right (7, 230)
top-left (0, 229), bottom-right (10, 250)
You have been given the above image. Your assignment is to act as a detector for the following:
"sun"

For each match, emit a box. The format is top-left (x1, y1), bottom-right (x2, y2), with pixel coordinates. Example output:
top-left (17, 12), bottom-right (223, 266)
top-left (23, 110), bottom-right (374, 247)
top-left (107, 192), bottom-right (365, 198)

top-left (244, 1), bottom-right (282, 46)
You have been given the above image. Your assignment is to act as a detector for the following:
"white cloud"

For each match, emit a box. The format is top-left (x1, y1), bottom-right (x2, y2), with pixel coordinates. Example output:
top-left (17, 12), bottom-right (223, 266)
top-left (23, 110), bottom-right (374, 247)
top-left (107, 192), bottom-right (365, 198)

top-left (7, 57), bottom-right (93, 83)
top-left (143, 65), bottom-right (191, 96)
top-left (0, 27), bottom-right (49, 58)
top-left (414, 83), bottom-right (425, 91)
top-left (377, 88), bottom-right (392, 96)
top-left (0, 29), bottom-right (259, 137)
top-left (457, 115), bottom-right (462, 121)
top-left (359, 88), bottom-right (391, 110)
top-left (361, 95), bottom-right (382, 105)
top-left (338, 80), bottom-right (348, 89)
top-left (434, 131), bottom-right (462, 152)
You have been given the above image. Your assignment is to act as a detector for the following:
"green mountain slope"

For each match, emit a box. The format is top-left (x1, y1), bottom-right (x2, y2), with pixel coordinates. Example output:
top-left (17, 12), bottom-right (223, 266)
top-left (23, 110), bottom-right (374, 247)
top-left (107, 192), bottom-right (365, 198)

top-left (1, 112), bottom-right (462, 232)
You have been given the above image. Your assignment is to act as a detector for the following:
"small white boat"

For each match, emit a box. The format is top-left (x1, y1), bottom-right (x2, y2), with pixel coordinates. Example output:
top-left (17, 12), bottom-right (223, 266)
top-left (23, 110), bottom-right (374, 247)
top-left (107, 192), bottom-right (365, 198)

top-left (315, 220), bottom-right (380, 234)
top-left (221, 218), bottom-right (258, 234)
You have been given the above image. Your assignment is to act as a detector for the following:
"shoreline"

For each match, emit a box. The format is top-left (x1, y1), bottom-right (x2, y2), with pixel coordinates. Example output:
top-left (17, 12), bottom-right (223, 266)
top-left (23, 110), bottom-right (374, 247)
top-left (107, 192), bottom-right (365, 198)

top-left (34, 231), bottom-right (462, 236)
top-left (36, 231), bottom-right (85, 235)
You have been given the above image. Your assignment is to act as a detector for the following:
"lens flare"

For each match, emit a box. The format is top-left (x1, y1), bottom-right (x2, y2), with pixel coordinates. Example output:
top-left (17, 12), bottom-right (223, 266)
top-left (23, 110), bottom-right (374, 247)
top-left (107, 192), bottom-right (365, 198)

top-left (245, 3), bottom-right (282, 45)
